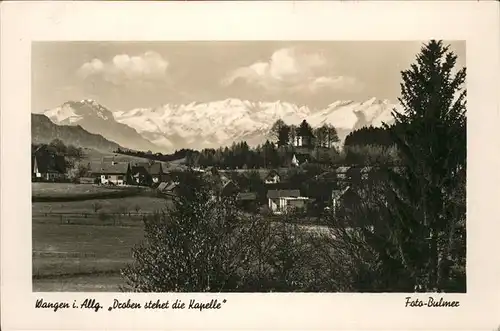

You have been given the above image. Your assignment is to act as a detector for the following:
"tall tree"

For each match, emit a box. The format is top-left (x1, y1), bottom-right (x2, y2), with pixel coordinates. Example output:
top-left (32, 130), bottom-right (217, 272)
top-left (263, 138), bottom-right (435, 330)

top-left (314, 125), bottom-right (328, 148)
top-left (383, 40), bottom-right (466, 291)
top-left (315, 124), bottom-right (339, 148)
top-left (270, 119), bottom-right (288, 146)
top-left (320, 40), bottom-right (466, 293)
top-left (297, 120), bottom-right (314, 137)
top-left (278, 125), bottom-right (291, 147)
top-left (324, 124), bottom-right (339, 148)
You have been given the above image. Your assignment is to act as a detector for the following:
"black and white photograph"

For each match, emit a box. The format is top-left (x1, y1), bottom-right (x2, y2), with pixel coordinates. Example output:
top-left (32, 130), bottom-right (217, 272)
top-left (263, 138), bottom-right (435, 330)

top-left (2, 1), bottom-right (500, 330)
top-left (31, 40), bottom-right (467, 293)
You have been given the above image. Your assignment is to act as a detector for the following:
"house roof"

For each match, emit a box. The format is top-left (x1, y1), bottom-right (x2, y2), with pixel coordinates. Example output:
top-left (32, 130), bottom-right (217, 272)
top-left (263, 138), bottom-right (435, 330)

top-left (237, 192), bottom-right (257, 201)
top-left (316, 171), bottom-right (338, 181)
top-left (89, 162), bottom-right (129, 174)
top-left (265, 169), bottom-right (281, 179)
top-left (34, 145), bottom-right (58, 155)
top-left (332, 186), bottom-right (351, 200)
top-left (134, 162), bottom-right (163, 175)
top-left (164, 182), bottom-right (179, 191)
top-left (335, 166), bottom-right (351, 173)
top-left (157, 182), bottom-right (168, 191)
top-left (267, 189), bottom-right (301, 199)
top-left (220, 180), bottom-right (238, 196)
top-left (130, 165), bottom-right (149, 176)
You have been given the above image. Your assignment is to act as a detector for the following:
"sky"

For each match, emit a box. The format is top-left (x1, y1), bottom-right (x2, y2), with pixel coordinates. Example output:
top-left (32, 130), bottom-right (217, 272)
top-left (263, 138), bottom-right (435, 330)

top-left (32, 41), bottom-right (466, 112)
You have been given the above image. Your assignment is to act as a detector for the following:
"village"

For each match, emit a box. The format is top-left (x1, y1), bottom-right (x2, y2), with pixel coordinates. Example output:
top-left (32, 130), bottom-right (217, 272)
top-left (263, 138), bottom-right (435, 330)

top-left (31, 125), bottom-right (385, 218)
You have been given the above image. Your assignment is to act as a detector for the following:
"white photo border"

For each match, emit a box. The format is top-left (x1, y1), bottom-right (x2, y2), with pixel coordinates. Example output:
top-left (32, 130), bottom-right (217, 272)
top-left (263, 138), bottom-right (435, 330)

top-left (1, 1), bottom-right (500, 330)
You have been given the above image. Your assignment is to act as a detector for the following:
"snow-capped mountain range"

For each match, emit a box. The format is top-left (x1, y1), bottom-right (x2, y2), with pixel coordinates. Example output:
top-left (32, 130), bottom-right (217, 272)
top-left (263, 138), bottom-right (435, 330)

top-left (39, 98), bottom-right (400, 153)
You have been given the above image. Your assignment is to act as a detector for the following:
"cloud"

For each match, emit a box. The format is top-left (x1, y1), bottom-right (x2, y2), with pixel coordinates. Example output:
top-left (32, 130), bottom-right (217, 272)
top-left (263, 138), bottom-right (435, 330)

top-left (307, 76), bottom-right (360, 92)
top-left (222, 47), bottom-right (359, 93)
top-left (77, 51), bottom-right (169, 85)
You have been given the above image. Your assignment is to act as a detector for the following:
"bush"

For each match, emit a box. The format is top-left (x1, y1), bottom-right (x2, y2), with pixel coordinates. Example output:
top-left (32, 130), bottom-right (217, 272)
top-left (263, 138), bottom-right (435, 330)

top-left (121, 173), bottom-right (336, 292)
top-left (121, 174), bottom-right (252, 292)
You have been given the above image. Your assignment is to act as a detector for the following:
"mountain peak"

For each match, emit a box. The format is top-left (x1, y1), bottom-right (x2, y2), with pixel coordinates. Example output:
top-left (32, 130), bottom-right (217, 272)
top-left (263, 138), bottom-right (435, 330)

top-left (41, 100), bottom-right (163, 152)
top-left (79, 98), bottom-right (101, 107)
top-left (112, 98), bottom-right (398, 152)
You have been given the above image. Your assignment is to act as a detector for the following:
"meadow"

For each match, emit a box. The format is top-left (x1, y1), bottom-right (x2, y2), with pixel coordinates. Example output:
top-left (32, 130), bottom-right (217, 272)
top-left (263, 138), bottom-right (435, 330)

top-left (32, 182), bottom-right (148, 203)
top-left (32, 182), bottom-right (170, 292)
top-left (33, 196), bottom-right (169, 215)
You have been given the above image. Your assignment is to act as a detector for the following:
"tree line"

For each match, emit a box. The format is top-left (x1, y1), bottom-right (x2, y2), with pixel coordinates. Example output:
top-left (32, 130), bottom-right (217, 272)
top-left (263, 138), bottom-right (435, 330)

top-left (116, 119), bottom-right (403, 168)
top-left (32, 139), bottom-right (85, 160)
top-left (270, 119), bottom-right (339, 148)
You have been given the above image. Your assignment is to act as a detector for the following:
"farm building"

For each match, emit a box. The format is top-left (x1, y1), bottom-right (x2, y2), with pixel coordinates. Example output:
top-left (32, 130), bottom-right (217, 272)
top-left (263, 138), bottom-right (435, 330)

top-left (267, 189), bottom-right (310, 214)
top-left (130, 165), bottom-right (151, 186)
top-left (89, 161), bottom-right (131, 186)
top-left (133, 161), bottom-right (170, 184)
top-left (31, 146), bottom-right (66, 181)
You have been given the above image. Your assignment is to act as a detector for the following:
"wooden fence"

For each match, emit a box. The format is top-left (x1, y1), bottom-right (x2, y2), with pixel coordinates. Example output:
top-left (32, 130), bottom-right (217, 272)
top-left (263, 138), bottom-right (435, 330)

top-left (32, 211), bottom-right (162, 227)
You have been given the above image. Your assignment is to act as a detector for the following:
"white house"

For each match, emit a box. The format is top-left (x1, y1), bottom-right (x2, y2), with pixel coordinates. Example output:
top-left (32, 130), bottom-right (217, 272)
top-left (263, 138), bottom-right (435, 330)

top-left (89, 161), bottom-right (131, 186)
top-left (267, 189), bottom-right (310, 214)
top-left (264, 170), bottom-right (281, 184)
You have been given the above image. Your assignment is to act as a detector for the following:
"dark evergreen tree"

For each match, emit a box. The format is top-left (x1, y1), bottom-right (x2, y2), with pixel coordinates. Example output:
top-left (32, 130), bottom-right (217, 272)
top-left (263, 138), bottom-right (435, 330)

top-left (382, 40), bottom-right (467, 291)
top-left (319, 40), bottom-right (466, 293)
top-left (278, 125), bottom-right (291, 147)
top-left (270, 119), bottom-right (288, 146)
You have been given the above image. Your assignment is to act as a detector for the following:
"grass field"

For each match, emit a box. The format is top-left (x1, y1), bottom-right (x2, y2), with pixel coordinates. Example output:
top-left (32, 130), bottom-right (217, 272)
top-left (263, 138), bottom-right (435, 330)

top-left (32, 181), bottom-right (171, 292)
top-left (82, 148), bottom-right (161, 164)
top-left (33, 273), bottom-right (124, 292)
top-left (33, 195), bottom-right (170, 215)
top-left (33, 223), bottom-right (144, 276)
top-left (32, 222), bottom-right (143, 292)
top-left (33, 182), bottom-right (126, 197)
top-left (32, 221), bottom-right (143, 292)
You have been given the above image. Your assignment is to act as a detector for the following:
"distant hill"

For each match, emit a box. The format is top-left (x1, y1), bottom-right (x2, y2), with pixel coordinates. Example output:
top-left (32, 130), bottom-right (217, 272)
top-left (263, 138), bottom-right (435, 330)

top-left (42, 99), bottom-right (161, 152)
top-left (31, 113), bottom-right (121, 152)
